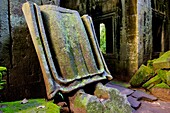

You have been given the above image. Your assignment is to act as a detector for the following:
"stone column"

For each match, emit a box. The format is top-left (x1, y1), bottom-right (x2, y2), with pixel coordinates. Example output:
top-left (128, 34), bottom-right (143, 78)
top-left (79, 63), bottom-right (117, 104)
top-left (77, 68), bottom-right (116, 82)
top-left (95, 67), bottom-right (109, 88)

top-left (0, 0), bottom-right (10, 67)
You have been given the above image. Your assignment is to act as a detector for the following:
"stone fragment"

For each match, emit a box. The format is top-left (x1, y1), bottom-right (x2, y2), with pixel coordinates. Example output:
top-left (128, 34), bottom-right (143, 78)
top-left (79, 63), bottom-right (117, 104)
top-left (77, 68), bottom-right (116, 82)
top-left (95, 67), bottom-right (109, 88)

top-left (132, 90), bottom-right (157, 101)
top-left (142, 75), bottom-right (162, 89)
top-left (165, 71), bottom-right (170, 86)
top-left (150, 87), bottom-right (170, 101)
top-left (156, 70), bottom-right (167, 83)
top-left (106, 83), bottom-right (134, 96)
top-left (130, 64), bottom-right (154, 87)
top-left (153, 51), bottom-right (170, 70)
top-left (127, 96), bottom-right (141, 109)
top-left (153, 82), bottom-right (170, 89)
top-left (70, 83), bottom-right (132, 113)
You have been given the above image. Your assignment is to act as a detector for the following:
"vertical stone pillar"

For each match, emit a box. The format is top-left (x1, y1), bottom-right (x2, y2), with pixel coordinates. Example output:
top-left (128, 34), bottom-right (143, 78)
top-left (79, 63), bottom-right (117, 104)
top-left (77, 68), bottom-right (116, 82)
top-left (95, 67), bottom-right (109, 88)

top-left (0, 0), bottom-right (10, 67)
top-left (137, 0), bottom-right (152, 64)
top-left (119, 0), bottom-right (138, 80)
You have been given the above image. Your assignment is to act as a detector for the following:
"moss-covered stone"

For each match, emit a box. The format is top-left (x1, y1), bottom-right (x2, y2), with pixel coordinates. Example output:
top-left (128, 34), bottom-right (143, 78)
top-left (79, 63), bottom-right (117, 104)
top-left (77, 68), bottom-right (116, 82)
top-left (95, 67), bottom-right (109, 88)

top-left (72, 84), bottom-right (132, 113)
top-left (153, 50), bottom-right (170, 70)
top-left (153, 82), bottom-right (170, 89)
top-left (130, 64), bottom-right (154, 87)
top-left (147, 59), bottom-right (156, 69)
top-left (165, 71), bottom-right (170, 86)
top-left (157, 70), bottom-right (167, 83)
top-left (142, 75), bottom-right (162, 89)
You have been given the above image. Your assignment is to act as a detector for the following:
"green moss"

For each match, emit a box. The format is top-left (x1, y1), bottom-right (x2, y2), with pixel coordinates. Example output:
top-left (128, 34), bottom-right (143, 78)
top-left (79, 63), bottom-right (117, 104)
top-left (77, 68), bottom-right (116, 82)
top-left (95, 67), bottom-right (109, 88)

top-left (130, 64), bottom-right (154, 87)
top-left (147, 59), bottom-right (156, 68)
top-left (157, 70), bottom-right (167, 83)
top-left (166, 71), bottom-right (170, 86)
top-left (142, 75), bottom-right (162, 89)
top-left (153, 82), bottom-right (170, 89)
top-left (153, 50), bottom-right (170, 70)
top-left (0, 99), bottom-right (60, 113)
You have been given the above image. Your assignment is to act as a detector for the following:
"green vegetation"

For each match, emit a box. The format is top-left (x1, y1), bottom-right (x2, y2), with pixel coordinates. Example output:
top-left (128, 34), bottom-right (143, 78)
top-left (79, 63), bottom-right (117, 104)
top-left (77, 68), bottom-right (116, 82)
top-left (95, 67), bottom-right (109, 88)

top-left (0, 66), bottom-right (7, 90)
top-left (0, 99), bottom-right (60, 113)
top-left (100, 23), bottom-right (106, 54)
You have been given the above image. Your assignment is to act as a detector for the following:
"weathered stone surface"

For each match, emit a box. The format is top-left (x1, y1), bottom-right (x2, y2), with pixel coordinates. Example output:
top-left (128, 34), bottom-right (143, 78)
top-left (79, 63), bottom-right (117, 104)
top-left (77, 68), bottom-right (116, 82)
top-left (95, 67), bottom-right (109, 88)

top-left (127, 96), bottom-right (141, 109)
top-left (1, 0), bottom-right (46, 101)
top-left (142, 75), bottom-right (162, 89)
top-left (106, 83), bottom-right (134, 96)
top-left (70, 83), bottom-right (132, 113)
top-left (153, 82), bottom-right (170, 89)
top-left (150, 87), bottom-right (170, 101)
top-left (131, 90), bottom-right (157, 101)
top-left (166, 71), bottom-right (170, 86)
top-left (153, 51), bottom-right (170, 70)
top-left (130, 64), bottom-right (154, 87)
top-left (0, 0), bottom-right (10, 67)
top-left (135, 100), bottom-right (170, 113)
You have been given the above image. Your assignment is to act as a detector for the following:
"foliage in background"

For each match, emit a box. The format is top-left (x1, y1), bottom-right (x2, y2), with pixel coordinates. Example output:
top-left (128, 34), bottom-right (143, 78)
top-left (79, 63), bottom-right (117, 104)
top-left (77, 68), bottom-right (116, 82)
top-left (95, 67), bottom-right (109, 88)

top-left (100, 23), bottom-right (106, 54)
top-left (0, 66), bottom-right (7, 90)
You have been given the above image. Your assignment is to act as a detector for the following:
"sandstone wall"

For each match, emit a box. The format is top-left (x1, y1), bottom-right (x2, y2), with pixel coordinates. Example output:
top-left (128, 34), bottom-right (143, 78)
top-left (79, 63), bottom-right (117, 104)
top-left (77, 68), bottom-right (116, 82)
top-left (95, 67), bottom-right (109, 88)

top-left (137, 0), bottom-right (152, 66)
top-left (0, 0), bottom-right (47, 101)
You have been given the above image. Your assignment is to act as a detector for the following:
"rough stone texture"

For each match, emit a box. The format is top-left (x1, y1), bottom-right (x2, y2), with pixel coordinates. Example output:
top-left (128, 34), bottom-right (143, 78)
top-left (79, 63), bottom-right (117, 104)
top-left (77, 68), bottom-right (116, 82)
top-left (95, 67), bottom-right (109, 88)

top-left (1, 0), bottom-right (46, 101)
top-left (131, 90), bottom-right (157, 101)
top-left (130, 64), bottom-right (154, 87)
top-left (153, 51), bottom-right (170, 70)
top-left (70, 84), bottom-right (132, 113)
top-left (137, 0), bottom-right (152, 65)
top-left (0, 0), bottom-right (10, 67)
top-left (135, 100), bottom-right (170, 113)
top-left (127, 96), bottom-right (141, 109)
top-left (150, 87), bottom-right (170, 101)
top-left (106, 83), bottom-right (134, 96)
top-left (142, 75), bottom-right (162, 89)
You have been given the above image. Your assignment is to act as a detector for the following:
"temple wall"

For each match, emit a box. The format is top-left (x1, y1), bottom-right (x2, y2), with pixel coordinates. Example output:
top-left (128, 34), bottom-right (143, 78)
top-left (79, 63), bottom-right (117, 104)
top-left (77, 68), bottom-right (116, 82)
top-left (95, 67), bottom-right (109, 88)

top-left (137, 0), bottom-right (152, 65)
top-left (0, 0), bottom-right (47, 101)
top-left (0, 0), bottom-right (170, 100)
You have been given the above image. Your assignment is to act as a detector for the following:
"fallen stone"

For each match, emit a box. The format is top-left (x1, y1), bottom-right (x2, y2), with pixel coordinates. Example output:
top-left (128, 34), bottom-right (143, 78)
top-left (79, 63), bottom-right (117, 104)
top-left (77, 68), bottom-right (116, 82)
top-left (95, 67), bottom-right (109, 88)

top-left (153, 50), bottom-right (170, 70)
top-left (106, 83), bottom-right (134, 96)
top-left (131, 90), bottom-right (157, 101)
top-left (130, 64), bottom-right (154, 87)
top-left (165, 71), bottom-right (170, 86)
top-left (142, 75), bottom-right (162, 89)
top-left (156, 70), bottom-right (167, 83)
top-left (70, 83), bottom-right (132, 113)
top-left (127, 96), bottom-right (141, 109)
top-left (150, 85), bottom-right (170, 101)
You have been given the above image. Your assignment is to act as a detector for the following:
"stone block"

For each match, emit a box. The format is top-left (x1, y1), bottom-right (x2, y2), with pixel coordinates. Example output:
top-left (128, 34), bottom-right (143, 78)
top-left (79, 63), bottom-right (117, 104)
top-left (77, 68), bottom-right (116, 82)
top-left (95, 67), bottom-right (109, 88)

top-left (142, 75), bottom-right (162, 89)
top-left (70, 83), bottom-right (132, 113)
top-left (131, 90), bottom-right (157, 101)
top-left (130, 64), bottom-right (154, 87)
top-left (153, 51), bottom-right (170, 70)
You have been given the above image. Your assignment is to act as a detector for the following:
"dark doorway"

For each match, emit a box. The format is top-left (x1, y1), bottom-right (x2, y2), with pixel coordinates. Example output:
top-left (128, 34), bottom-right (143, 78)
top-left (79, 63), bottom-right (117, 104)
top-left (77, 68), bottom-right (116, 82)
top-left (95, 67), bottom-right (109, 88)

top-left (152, 14), bottom-right (163, 53)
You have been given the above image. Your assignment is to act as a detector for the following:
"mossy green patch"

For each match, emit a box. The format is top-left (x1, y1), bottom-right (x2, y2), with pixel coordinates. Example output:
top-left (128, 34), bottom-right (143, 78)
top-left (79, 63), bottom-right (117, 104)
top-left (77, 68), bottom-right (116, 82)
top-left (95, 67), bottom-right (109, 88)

top-left (157, 70), bottom-right (167, 83)
top-left (153, 82), bottom-right (170, 89)
top-left (142, 75), bottom-right (162, 89)
top-left (0, 99), bottom-right (60, 113)
top-left (153, 50), bottom-right (170, 70)
top-left (147, 59), bottom-right (156, 69)
top-left (166, 71), bottom-right (170, 86)
top-left (130, 64), bottom-right (154, 87)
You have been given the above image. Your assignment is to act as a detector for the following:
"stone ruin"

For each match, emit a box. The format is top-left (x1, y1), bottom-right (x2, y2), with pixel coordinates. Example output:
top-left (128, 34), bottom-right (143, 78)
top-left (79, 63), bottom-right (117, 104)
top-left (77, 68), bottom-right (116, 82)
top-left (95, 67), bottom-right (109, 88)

top-left (21, 1), bottom-right (131, 113)
top-left (1, 0), bottom-right (170, 107)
